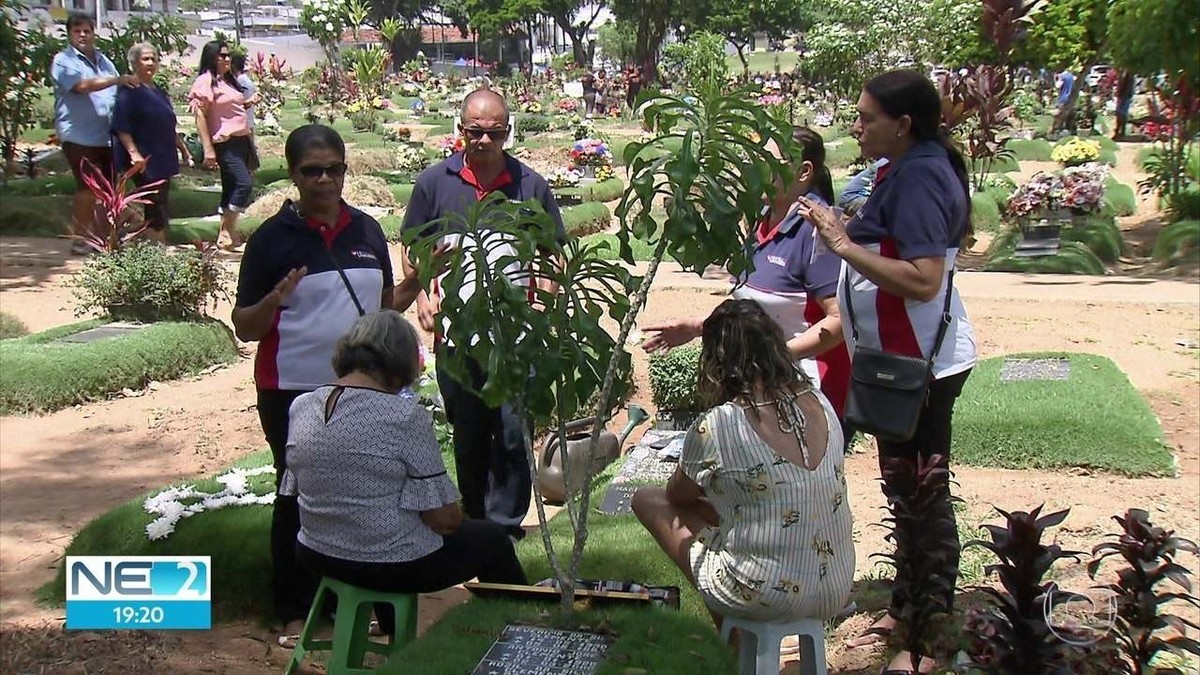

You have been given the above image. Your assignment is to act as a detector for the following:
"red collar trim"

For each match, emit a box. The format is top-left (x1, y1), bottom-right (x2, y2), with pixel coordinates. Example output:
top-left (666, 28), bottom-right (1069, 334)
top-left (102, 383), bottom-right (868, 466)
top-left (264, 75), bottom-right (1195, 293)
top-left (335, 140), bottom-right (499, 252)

top-left (875, 162), bottom-right (893, 185)
top-left (459, 161), bottom-right (513, 200)
top-left (304, 204), bottom-right (352, 247)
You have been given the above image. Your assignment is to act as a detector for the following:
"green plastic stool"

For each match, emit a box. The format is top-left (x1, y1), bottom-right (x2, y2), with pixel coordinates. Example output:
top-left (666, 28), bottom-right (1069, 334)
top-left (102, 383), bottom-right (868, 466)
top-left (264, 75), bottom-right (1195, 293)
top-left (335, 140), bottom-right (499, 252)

top-left (284, 577), bottom-right (418, 675)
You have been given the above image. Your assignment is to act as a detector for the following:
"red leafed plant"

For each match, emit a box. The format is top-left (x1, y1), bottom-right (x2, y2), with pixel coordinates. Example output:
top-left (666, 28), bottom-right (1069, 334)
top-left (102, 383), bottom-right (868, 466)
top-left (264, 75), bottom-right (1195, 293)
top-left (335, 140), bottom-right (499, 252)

top-left (1088, 508), bottom-right (1200, 674)
top-left (74, 158), bottom-right (165, 254)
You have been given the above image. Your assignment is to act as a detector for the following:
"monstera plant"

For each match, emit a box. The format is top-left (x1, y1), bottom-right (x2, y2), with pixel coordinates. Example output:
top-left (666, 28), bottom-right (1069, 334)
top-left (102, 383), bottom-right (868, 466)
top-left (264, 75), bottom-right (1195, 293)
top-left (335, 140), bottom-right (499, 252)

top-left (404, 85), bottom-right (798, 612)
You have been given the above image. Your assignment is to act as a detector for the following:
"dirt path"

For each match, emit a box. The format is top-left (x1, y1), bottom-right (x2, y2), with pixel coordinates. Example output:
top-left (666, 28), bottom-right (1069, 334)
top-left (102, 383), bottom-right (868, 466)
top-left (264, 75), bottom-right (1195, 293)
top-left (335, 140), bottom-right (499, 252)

top-left (1, 139), bottom-right (1198, 672)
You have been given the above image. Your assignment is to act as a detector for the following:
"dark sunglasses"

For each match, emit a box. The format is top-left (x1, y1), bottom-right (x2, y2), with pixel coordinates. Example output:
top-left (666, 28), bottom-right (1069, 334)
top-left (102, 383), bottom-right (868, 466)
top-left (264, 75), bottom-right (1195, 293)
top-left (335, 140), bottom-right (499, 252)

top-left (217, 53), bottom-right (231, 59)
top-left (297, 163), bottom-right (348, 179)
top-left (461, 126), bottom-right (510, 141)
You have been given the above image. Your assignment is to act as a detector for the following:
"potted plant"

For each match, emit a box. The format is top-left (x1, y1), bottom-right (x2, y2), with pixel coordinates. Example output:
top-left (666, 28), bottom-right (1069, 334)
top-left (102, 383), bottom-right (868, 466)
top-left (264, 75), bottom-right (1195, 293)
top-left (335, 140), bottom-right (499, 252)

top-left (647, 343), bottom-right (703, 430)
top-left (547, 166), bottom-right (584, 206)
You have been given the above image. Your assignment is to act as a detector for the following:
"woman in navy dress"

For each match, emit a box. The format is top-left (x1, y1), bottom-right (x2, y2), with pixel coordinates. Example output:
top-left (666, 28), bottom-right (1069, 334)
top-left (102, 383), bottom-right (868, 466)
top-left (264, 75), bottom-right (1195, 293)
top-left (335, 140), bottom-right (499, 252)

top-left (112, 42), bottom-right (192, 243)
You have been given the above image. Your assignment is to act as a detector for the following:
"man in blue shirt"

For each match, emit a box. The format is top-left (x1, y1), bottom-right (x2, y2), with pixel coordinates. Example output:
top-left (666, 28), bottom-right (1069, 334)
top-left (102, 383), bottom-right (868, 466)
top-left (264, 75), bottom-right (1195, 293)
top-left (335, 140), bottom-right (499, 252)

top-left (51, 12), bottom-right (139, 251)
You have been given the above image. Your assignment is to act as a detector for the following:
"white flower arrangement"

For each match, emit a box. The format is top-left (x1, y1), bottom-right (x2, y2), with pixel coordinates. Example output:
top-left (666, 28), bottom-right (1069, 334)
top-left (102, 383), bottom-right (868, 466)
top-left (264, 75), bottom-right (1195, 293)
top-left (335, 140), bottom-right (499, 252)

top-left (547, 166), bottom-right (582, 188)
top-left (143, 465), bottom-right (276, 541)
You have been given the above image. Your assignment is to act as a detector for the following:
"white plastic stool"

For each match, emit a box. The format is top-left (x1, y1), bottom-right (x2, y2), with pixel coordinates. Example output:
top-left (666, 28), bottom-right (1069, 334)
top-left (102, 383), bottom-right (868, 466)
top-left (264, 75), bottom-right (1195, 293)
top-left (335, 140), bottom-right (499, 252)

top-left (720, 616), bottom-right (827, 675)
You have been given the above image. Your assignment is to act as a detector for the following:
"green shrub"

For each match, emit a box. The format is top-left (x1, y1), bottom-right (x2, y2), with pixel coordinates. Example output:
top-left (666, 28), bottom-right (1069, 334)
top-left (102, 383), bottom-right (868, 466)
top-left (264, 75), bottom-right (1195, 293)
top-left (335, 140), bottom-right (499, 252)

top-left (984, 239), bottom-right (1106, 274)
top-left (390, 182), bottom-right (415, 206)
top-left (1007, 139), bottom-right (1053, 162)
top-left (971, 192), bottom-right (1002, 233)
top-left (0, 312), bottom-right (28, 339)
top-left (66, 243), bottom-right (233, 321)
top-left (1104, 177), bottom-right (1137, 217)
top-left (1167, 186), bottom-right (1200, 223)
top-left (0, 319), bottom-right (238, 414)
top-left (973, 154), bottom-right (1021, 174)
top-left (519, 114), bottom-right (553, 135)
top-left (579, 233), bottom-right (657, 261)
top-left (1063, 215), bottom-right (1123, 262)
top-left (0, 174), bottom-right (76, 196)
top-left (561, 202), bottom-right (612, 237)
top-left (648, 343), bottom-right (702, 411)
top-left (1152, 219), bottom-right (1200, 266)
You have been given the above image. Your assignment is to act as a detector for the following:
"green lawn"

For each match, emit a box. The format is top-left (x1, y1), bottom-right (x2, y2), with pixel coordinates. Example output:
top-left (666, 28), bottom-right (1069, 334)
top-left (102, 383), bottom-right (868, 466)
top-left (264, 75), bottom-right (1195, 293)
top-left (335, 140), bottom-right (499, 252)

top-left (727, 50), bottom-right (801, 73)
top-left (952, 353), bottom-right (1174, 476)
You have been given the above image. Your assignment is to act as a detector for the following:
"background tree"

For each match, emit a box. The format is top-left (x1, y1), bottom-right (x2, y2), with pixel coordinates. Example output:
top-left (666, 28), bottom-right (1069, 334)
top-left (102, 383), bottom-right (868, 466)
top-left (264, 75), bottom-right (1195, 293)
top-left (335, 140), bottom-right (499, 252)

top-left (461, 0), bottom-right (540, 69)
top-left (541, 0), bottom-right (608, 68)
top-left (799, 0), bottom-right (926, 103)
top-left (661, 30), bottom-right (728, 93)
top-left (677, 0), bottom-right (810, 75)
top-left (178, 0), bottom-right (211, 12)
top-left (920, 0), bottom-right (996, 68)
top-left (595, 17), bottom-right (638, 66)
top-left (610, 0), bottom-right (678, 81)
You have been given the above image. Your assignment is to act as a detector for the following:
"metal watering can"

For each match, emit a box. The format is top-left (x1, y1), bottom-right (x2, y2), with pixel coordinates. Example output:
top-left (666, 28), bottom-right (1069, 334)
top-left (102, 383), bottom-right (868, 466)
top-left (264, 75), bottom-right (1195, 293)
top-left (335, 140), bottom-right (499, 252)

top-left (537, 404), bottom-right (650, 505)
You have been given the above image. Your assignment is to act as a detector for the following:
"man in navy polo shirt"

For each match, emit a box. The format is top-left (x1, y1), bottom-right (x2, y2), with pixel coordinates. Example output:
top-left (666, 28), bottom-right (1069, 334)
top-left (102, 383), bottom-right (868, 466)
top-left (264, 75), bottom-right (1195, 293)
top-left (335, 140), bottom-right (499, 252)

top-left (402, 88), bottom-right (565, 541)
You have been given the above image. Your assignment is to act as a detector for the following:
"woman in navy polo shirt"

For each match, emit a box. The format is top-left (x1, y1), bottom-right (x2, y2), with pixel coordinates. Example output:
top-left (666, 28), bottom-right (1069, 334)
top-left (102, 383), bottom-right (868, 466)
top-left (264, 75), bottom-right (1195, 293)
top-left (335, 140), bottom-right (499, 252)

top-left (111, 42), bottom-right (192, 243)
top-left (797, 69), bottom-right (977, 672)
top-left (232, 124), bottom-right (426, 640)
top-left (644, 127), bottom-right (851, 424)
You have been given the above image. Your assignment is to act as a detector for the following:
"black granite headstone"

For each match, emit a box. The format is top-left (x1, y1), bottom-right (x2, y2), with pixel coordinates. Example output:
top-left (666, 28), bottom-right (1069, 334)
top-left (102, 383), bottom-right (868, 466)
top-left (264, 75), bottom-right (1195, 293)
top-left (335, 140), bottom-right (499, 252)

top-left (55, 323), bottom-right (147, 344)
top-left (597, 483), bottom-right (638, 515)
top-left (470, 625), bottom-right (611, 675)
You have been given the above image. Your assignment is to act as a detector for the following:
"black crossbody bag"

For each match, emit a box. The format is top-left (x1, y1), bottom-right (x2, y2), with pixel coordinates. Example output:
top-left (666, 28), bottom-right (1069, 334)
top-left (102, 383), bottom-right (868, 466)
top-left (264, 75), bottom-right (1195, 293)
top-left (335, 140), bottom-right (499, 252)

top-left (842, 269), bottom-right (954, 442)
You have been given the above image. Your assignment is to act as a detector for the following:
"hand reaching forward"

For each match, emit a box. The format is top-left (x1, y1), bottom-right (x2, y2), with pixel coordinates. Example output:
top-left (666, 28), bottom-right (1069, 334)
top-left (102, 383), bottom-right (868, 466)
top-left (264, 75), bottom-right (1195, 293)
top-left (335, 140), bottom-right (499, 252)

top-left (641, 318), bottom-right (702, 353)
top-left (795, 196), bottom-right (851, 256)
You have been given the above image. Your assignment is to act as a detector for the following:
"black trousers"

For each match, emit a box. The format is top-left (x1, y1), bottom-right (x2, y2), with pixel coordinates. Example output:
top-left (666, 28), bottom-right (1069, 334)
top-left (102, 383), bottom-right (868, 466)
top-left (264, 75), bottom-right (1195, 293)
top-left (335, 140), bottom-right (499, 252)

top-left (296, 520), bottom-right (527, 635)
top-left (435, 347), bottom-right (531, 538)
top-left (874, 369), bottom-right (971, 616)
top-left (133, 175), bottom-right (171, 231)
top-left (258, 388), bottom-right (317, 624)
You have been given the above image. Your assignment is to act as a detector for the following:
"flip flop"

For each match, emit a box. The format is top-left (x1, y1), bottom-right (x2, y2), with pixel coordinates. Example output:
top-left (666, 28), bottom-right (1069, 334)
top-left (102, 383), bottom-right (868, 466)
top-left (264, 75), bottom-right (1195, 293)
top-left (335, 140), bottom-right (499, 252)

top-left (277, 633), bottom-right (301, 649)
top-left (844, 624), bottom-right (891, 648)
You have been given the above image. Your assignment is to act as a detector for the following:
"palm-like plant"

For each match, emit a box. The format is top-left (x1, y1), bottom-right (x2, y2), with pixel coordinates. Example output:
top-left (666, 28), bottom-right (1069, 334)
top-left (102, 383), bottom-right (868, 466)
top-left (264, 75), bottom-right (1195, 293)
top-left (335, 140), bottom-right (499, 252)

top-left (75, 158), bottom-right (165, 253)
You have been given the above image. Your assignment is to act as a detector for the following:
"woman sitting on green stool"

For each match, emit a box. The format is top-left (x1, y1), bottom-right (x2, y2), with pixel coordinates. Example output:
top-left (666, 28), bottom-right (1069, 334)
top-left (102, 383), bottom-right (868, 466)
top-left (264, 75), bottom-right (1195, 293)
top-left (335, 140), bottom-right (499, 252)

top-left (282, 311), bottom-right (528, 638)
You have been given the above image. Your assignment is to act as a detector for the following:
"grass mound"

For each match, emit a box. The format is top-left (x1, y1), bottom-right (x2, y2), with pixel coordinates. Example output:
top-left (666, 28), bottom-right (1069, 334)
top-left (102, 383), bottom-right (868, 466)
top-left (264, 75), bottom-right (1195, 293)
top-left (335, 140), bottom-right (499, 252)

top-left (953, 353), bottom-right (1173, 476)
top-left (1104, 178), bottom-right (1137, 217)
top-left (0, 319), bottom-right (238, 414)
top-left (0, 311), bottom-right (29, 339)
top-left (1063, 215), bottom-right (1123, 262)
top-left (984, 236), bottom-right (1106, 274)
top-left (1007, 138), bottom-right (1053, 162)
top-left (39, 451), bottom-right (277, 618)
top-left (562, 203), bottom-right (613, 238)
top-left (579, 233), bottom-right (658, 261)
top-left (971, 193), bottom-right (1002, 234)
top-left (1152, 219), bottom-right (1200, 266)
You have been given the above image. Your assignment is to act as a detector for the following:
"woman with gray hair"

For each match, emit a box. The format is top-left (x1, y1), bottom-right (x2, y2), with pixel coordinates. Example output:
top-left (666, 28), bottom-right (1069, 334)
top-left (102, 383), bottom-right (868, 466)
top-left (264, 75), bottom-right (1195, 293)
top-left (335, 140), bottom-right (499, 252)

top-left (281, 311), bottom-right (527, 640)
top-left (111, 42), bottom-right (192, 242)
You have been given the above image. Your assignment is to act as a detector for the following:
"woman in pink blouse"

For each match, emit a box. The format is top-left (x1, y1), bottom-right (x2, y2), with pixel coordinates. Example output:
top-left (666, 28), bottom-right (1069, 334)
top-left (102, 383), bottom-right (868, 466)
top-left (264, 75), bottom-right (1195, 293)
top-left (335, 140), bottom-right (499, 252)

top-left (189, 40), bottom-right (259, 250)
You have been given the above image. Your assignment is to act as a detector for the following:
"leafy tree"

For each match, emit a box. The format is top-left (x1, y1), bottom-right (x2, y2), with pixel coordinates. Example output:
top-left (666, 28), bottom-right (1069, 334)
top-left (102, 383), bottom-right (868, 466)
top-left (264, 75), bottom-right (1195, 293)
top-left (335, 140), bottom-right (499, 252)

top-left (661, 30), bottom-right (728, 93)
top-left (920, 0), bottom-right (996, 67)
top-left (676, 0), bottom-right (811, 74)
top-left (595, 17), bottom-right (637, 66)
top-left (1109, 0), bottom-right (1198, 85)
top-left (541, 0), bottom-right (609, 68)
top-left (97, 14), bottom-right (191, 74)
top-left (611, 0), bottom-right (678, 81)
top-left (178, 0), bottom-right (211, 11)
top-left (1020, 0), bottom-right (1109, 71)
top-left (799, 0), bottom-right (927, 101)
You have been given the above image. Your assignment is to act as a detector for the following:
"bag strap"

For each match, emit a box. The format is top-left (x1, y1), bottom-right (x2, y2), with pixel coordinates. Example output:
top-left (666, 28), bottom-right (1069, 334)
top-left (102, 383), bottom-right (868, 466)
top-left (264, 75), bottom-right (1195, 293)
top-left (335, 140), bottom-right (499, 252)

top-left (326, 245), bottom-right (367, 317)
top-left (842, 267), bottom-right (955, 364)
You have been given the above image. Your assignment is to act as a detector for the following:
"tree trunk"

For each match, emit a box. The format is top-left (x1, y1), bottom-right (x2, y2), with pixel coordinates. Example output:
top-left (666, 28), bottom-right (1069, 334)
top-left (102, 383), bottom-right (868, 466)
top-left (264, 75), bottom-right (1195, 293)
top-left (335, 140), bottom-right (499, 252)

top-left (735, 42), bottom-right (749, 75)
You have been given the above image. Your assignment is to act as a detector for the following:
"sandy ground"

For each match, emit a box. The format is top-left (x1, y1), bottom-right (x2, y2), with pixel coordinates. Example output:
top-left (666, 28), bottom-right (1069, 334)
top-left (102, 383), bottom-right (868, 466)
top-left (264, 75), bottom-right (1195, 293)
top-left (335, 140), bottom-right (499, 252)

top-left (1, 143), bottom-right (1198, 673)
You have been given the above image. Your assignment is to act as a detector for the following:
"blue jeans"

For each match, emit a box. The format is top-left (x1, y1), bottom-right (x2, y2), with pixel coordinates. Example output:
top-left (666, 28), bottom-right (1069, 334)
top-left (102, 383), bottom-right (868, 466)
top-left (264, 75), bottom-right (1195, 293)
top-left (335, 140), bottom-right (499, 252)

top-left (215, 135), bottom-right (253, 212)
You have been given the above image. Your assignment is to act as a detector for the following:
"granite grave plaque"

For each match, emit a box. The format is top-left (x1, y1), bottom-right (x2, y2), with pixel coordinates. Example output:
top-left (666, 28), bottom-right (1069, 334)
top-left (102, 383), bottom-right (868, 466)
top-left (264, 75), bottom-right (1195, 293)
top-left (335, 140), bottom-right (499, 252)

top-left (597, 483), bottom-right (638, 515)
top-left (1000, 357), bottom-right (1071, 382)
top-left (470, 625), bottom-right (611, 675)
top-left (611, 445), bottom-right (678, 485)
top-left (54, 323), bottom-right (147, 344)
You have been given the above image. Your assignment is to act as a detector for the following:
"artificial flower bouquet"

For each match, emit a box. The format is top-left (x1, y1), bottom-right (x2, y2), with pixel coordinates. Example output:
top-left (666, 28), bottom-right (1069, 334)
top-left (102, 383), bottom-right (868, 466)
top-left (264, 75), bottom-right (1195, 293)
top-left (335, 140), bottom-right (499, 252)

top-left (1006, 172), bottom-right (1065, 219)
top-left (570, 138), bottom-right (613, 168)
top-left (1059, 162), bottom-right (1109, 213)
top-left (1051, 137), bottom-right (1101, 166)
top-left (438, 134), bottom-right (465, 157)
top-left (594, 164), bottom-right (615, 182)
top-left (547, 166), bottom-right (582, 188)
top-left (557, 98), bottom-right (579, 113)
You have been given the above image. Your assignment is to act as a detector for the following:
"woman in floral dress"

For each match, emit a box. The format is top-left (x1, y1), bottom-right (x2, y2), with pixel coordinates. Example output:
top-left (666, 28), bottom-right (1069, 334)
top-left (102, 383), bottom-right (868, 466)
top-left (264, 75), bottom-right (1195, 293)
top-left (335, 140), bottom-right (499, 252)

top-left (632, 299), bottom-right (854, 625)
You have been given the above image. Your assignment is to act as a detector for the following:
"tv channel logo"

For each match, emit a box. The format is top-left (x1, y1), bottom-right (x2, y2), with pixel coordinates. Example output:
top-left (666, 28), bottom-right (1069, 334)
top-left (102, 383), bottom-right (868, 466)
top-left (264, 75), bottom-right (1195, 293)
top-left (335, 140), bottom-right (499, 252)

top-left (66, 556), bottom-right (211, 630)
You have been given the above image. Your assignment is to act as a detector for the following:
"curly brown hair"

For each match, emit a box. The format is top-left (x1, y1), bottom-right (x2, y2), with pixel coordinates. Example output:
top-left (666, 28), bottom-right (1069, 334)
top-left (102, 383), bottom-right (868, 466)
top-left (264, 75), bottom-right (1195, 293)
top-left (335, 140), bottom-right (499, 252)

top-left (697, 299), bottom-right (812, 413)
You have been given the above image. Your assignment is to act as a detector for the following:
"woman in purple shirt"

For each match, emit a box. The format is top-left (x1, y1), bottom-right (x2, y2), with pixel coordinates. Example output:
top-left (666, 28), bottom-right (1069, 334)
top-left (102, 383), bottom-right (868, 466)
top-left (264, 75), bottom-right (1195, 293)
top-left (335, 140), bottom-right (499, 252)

top-left (112, 42), bottom-right (192, 243)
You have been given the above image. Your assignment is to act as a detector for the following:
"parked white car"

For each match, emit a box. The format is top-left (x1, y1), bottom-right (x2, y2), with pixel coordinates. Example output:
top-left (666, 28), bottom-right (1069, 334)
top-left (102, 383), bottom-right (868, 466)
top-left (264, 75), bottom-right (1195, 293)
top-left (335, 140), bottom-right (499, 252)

top-left (1086, 65), bottom-right (1112, 88)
